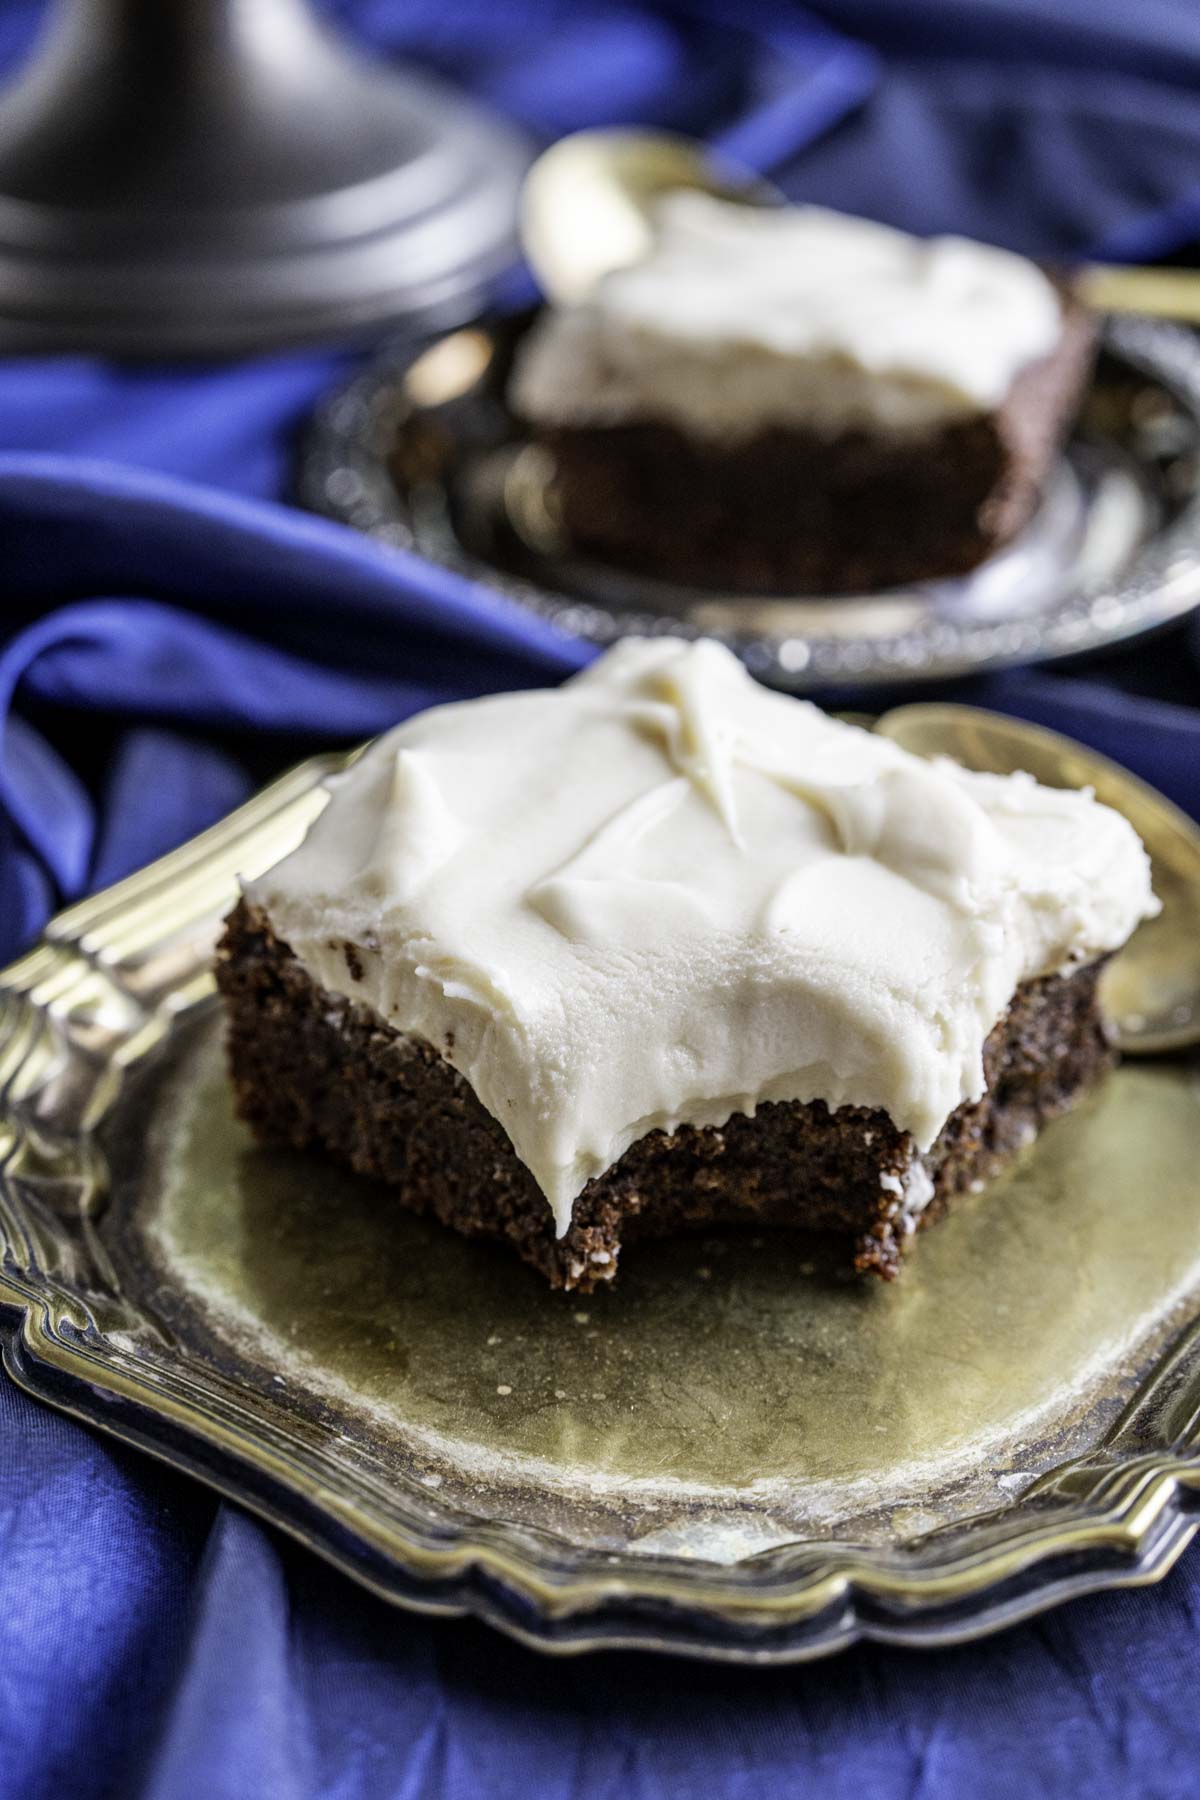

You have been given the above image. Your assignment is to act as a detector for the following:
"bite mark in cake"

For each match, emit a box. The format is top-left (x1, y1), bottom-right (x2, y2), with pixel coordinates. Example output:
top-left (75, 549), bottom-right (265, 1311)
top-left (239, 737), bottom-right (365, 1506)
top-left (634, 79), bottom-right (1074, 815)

top-left (218, 640), bottom-right (1156, 1286)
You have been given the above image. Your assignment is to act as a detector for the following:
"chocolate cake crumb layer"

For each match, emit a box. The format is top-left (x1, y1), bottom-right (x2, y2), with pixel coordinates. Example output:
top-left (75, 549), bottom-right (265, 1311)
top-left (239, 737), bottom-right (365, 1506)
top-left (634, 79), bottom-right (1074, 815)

top-left (217, 901), bottom-right (1114, 1291)
top-left (537, 299), bottom-right (1096, 596)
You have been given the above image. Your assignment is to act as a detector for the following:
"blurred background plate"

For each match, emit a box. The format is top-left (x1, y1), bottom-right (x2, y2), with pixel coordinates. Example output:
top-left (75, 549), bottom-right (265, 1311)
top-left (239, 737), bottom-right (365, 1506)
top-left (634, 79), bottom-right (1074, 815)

top-left (299, 310), bottom-right (1200, 691)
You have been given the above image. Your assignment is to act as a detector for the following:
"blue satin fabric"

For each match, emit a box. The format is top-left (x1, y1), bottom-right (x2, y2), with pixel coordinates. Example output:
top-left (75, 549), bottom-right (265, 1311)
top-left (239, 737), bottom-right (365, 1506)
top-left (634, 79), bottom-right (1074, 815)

top-left (2, 4), bottom-right (1200, 1797)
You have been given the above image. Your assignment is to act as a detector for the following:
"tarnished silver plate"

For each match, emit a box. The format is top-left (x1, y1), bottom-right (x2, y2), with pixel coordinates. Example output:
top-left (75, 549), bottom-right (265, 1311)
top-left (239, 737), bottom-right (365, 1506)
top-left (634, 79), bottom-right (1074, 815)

top-left (2, 753), bottom-right (1200, 1661)
top-left (299, 312), bottom-right (1200, 689)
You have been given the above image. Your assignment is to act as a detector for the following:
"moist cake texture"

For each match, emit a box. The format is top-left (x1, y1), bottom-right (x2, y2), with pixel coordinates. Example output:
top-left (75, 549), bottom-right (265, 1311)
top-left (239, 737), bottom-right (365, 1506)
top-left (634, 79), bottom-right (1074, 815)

top-left (220, 638), bottom-right (1157, 1287)
top-left (219, 904), bottom-right (1112, 1287)
top-left (509, 195), bottom-right (1095, 593)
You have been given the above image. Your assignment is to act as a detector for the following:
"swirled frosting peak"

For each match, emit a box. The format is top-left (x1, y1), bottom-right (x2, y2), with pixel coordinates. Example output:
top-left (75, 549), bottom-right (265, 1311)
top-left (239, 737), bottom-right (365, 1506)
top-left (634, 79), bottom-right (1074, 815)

top-left (247, 639), bottom-right (1157, 1235)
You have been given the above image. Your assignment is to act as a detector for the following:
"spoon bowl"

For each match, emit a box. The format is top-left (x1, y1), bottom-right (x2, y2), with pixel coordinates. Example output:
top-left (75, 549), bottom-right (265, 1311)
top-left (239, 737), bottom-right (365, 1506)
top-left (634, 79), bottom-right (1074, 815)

top-left (873, 703), bottom-right (1200, 1056)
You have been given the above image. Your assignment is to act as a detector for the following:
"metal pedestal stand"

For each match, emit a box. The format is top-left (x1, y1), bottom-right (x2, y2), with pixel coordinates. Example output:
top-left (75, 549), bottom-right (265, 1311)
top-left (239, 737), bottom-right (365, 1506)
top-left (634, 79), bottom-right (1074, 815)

top-left (0, 0), bottom-right (528, 353)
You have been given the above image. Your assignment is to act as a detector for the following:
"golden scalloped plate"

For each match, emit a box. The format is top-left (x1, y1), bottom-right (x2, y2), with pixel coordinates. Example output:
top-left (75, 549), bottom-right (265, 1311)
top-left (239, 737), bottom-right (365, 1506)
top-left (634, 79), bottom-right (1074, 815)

top-left (2, 752), bottom-right (1200, 1663)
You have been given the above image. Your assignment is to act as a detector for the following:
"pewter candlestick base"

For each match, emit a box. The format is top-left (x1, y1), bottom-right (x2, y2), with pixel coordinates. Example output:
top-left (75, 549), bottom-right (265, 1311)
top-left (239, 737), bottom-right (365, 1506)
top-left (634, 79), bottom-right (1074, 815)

top-left (0, 0), bottom-right (529, 354)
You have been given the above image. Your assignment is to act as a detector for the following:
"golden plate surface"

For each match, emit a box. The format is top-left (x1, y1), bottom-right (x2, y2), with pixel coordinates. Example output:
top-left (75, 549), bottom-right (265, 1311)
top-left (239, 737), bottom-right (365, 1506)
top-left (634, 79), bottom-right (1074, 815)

top-left (2, 753), bottom-right (1200, 1661)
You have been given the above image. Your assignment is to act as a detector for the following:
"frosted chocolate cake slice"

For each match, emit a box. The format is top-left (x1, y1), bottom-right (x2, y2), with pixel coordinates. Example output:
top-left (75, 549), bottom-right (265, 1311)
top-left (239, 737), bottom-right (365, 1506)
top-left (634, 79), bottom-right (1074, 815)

top-left (218, 640), bottom-right (1156, 1290)
top-left (508, 195), bottom-right (1096, 594)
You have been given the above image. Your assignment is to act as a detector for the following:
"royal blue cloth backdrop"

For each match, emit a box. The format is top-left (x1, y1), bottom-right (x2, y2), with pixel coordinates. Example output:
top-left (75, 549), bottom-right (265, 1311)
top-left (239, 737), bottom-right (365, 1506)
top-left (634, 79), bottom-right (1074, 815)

top-left (2, 3), bottom-right (1200, 1796)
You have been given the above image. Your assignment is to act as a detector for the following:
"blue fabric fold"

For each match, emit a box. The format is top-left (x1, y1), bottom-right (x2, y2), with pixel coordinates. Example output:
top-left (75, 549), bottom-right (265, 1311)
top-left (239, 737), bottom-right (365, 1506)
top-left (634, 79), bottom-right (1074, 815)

top-left (2, 4), bottom-right (1200, 1799)
top-left (0, 456), bottom-right (590, 947)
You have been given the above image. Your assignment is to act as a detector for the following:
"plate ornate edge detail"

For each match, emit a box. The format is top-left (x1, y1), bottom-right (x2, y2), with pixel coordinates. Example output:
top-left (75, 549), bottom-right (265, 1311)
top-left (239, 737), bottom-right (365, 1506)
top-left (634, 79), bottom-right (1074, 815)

top-left (2, 755), bottom-right (1200, 1661)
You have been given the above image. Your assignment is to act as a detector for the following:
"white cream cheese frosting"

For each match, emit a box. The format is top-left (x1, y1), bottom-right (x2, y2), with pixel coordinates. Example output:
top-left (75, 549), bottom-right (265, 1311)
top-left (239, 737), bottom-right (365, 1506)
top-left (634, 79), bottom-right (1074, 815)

top-left (510, 193), bottom-right (1065, 441)
top-left (246, 639), bottom-right (1157, 1237)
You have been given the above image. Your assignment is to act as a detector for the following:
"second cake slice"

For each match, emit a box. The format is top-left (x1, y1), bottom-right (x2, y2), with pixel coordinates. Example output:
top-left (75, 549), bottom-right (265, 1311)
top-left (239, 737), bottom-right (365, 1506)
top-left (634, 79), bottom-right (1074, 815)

top-left (510, 195), bottom-right (1096, 594)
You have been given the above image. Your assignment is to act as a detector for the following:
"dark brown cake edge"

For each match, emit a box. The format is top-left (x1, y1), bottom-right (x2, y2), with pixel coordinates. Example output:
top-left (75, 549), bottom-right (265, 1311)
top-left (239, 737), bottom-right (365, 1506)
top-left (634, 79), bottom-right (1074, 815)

top-left (529, 294), bottom-right (1097, 596)
top-left (215, 901), bottom-right (1114, 1292)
